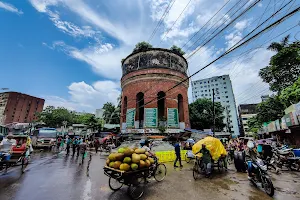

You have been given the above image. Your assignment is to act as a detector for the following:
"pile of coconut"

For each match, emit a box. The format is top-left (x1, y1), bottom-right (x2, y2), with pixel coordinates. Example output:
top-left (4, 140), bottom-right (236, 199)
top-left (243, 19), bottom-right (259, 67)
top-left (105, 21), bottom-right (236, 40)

top-left (106, 147), bottom-right (154, 171)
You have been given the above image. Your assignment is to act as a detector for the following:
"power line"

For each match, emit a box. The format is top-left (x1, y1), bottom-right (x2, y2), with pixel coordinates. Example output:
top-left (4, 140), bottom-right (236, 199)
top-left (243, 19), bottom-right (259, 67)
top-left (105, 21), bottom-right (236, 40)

top-left (161, 0), bottom-right (194, 41)
top-left (148, 0), bottom-right (177, 42)
top-left (181, 0), bottom-right (233, 50)
top-left (186, 0), bottom-right (261, 60)
top-left (116, 5), bottom-right (300, 121)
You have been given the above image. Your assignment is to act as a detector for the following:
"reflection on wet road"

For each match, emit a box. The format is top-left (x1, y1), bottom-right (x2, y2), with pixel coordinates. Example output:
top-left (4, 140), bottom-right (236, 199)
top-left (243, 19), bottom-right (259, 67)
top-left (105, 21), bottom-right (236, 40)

top-left (1, 151), bottom-right (300, 200)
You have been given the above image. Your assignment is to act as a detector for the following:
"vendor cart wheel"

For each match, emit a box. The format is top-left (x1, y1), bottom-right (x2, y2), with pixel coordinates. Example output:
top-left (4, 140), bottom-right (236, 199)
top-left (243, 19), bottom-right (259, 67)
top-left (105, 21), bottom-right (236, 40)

top-left (154, 163), bottom-right (167, 182)
top-left (127, 179), bottom-right (145, 200)
top-left (193, 164), bottom-right (200, 180)
top-left (108, 177), bottom-right (123, 191)
top-left (218, 159), bottom-right (224, 173)
top-left (185, 153), bottom-right (191, 163)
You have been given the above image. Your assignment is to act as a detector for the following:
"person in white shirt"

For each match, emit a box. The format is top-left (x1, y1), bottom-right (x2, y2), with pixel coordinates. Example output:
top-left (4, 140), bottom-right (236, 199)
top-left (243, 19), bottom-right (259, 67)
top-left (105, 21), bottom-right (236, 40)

top-left (0, 133), bottom-right (16, 153)
top-left (142, 140), bottom-right (155, 157)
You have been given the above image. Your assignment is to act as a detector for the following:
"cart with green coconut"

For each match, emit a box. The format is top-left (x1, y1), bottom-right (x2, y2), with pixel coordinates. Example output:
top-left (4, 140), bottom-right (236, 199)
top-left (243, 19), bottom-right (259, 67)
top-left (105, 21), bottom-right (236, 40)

top-left (103, 147), bottom-right (167, 200)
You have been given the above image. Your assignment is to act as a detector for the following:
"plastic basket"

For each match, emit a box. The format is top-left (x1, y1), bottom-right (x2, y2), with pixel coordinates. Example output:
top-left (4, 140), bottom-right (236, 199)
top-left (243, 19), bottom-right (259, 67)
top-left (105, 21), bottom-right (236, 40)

top-left (293, 149), bottom-right (300, 157)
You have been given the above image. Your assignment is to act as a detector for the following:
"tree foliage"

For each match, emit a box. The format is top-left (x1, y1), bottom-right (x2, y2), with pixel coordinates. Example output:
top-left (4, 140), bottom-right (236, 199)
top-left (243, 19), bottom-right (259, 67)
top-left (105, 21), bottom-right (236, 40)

top-left (247, 116), bottom-right (261, 133)
top-left (37, 106), bottom-right (102, 131)
top-left (102, 97), bottom-right (120, 124)
top-left (170, 45), bottom-right (185, 55)
top-left (133, 41), bottom-right (153, 53)
top-left (255, 95), bottom-right (285, 123)
top-left (279, 77), bottom-right (300, 107)
top-left (259, 36), bottom-right (300, 92)
top-left (189, 98), bottom-right (225, 131)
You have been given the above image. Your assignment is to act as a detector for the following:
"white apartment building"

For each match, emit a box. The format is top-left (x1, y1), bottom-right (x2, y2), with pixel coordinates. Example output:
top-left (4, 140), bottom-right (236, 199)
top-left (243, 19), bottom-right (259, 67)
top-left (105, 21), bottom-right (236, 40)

top-left (192, 75), bottom-right (239, 136)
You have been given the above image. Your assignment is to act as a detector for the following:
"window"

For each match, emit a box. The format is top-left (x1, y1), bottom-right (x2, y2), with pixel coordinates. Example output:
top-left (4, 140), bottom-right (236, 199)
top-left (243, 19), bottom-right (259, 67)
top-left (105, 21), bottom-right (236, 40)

top-left (225, 91), bottom-right (228, 94)
top-left (242, 118), bottom-right (248, 120)
top-left (217, 97), bottom-right (220, 99)
top-left (201, 86), bottom-right (203, 88)
top-left (202, 94), bottom-right (204, 96)
top-left (205, 90), bottom-right (207, 92)
top-left (226, 96), bottom-right (228, 98)
top-left (209, 94), bottom-right (211, 96)
top-left (200, 82), bottom-right (202, 84)
top-left (204, 85), bottom-right (207, 88)
top-left (204, 81), bottom-right (206, 83)
top-left (216, 84), bottom-right (218, 86)
top-left (208, 85), bottom-right (210, 88)
top-left (223, 82), bottom-right (226, 84)
top-left (211, 84), bottom-right (214, 86)
top-left (208, 81), bottom-right (210, 83)
top-left (223, 78), bottom-right (225, 80)
top-left (209, 89), bottom-right (210, 92)
top-left (205, 94), bottom-right (207, 96)
top-left (224, 87), bottom-right (227, 89)
top-left (227, 101), bottom-right (229, 103)
top-left (201, 90), bottom-right (203, 92)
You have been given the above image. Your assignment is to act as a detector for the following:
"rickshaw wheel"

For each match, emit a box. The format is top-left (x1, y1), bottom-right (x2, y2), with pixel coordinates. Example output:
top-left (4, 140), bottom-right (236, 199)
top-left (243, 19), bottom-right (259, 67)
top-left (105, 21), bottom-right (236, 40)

top-left (193, 163), bottom-right (201, 180)
top-left (185, 153), bottom-right (191, 163)
top-left (127, 179), bottom-right (145, 200)
top-left (218, 159), bottom-right (224, 173)
top-left (109, 177), bottom-right (123, 191)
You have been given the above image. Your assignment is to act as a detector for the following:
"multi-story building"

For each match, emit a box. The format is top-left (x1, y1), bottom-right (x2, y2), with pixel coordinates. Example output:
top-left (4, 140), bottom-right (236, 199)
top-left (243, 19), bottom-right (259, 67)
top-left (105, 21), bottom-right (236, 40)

top-left (238, 104), bottom-right (258, 136)
top-left (191, 75), bottom-right (239, 136)
top-left (0, 92), bottom-right (45, 125)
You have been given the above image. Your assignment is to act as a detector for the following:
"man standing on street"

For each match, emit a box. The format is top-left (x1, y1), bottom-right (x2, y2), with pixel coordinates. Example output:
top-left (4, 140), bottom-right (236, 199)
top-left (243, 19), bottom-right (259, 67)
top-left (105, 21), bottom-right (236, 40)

top-left (174, 140), bottom-right (183, 168)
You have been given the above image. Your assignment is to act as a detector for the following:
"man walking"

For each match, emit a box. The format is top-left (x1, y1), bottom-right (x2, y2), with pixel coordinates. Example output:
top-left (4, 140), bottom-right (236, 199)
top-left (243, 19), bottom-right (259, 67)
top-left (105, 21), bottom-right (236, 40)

top-left (174, 140), bottom-right (183, 168)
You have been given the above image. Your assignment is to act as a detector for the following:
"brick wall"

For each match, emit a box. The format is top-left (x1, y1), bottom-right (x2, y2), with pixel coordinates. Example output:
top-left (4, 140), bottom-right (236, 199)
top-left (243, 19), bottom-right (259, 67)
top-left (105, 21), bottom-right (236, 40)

top-left (121, 69), bottom-right (190, 128)
top-left (2, 92), bottom-right (45, 124)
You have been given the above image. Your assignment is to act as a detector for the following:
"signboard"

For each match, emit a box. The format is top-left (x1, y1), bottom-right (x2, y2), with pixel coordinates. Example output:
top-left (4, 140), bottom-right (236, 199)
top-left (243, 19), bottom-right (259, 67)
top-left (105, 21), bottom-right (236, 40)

top-left (144, 108), bottom-right (157, 128)
top-left (281, 116), bottom-right (287, 130)
top-left (267, 121), bottom-right (276, 133)
top-left (284, 113), bottom-right (292, 127)
top-left (275, 119), bottom-right (281, 131)
top-left (126, 108), bottom-right (136, 128)
top-left (290, 111), bottom-right (299, 126)
top-left (167, 108), bottom-right (179, 128)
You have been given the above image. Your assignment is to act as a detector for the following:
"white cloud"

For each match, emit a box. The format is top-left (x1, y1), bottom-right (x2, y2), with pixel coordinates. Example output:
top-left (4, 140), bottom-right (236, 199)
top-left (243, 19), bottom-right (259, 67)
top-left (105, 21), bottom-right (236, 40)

top-left (44, 80), bottom-right (120, 112)
top-left (0, 1), bottom-right (23, 14)
top-left (45, 41), bottom-right (127, 80)
top-left (234, 19), bottom-right (250, 31)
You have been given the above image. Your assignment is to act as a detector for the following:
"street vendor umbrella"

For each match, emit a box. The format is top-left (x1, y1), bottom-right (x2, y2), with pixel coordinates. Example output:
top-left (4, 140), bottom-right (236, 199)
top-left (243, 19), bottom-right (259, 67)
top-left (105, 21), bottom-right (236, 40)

top-left (192, 136), bottom-right (227, 161)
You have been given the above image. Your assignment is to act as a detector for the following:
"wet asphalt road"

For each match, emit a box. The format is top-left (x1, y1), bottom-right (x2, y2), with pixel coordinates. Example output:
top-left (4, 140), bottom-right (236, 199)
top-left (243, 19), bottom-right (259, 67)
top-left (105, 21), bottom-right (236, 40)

top-left (0, 150), bottom-right (300, 200)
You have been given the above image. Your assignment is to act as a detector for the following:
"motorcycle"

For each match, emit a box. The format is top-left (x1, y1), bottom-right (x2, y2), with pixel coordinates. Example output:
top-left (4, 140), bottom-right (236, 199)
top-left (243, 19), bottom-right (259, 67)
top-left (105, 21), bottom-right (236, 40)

top-left (273, 147), bottom-right (299, 171)
top-left (248, 158), bottom-right (275, 197)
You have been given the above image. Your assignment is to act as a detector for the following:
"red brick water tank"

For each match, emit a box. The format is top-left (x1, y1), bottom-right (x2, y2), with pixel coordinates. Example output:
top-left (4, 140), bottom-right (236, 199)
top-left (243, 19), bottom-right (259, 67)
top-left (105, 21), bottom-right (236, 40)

top-left (120, 48), bottom-right (190, 133)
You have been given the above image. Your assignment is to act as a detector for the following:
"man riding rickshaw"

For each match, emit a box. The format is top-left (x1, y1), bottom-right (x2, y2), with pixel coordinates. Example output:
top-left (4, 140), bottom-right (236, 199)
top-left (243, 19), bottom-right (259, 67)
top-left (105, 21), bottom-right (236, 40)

top-left (192, 136), bottom-right (227, 178)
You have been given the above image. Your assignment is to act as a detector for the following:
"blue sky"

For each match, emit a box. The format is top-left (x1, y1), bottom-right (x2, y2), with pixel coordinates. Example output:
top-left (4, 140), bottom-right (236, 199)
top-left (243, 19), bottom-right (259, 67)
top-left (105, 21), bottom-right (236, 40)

top-left (0, 0), bottom-right (299, 112)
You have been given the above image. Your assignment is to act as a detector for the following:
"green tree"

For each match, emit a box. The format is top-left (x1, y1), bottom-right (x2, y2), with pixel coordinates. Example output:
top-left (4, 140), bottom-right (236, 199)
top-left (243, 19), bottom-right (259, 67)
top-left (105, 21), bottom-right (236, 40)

top-left (279, 77), bottom-right (300, 107)
top-left (133, 41), bottom-right (153, 53)
top-left (189, 98), bottom-right (225, 131)
top-left (170, 45), bottom-right (185, 55)
top-left (247, 116), bottom-right (261, 133)
top-left (37, 106), bottom-right (74, 127)
top-left (102, 102), bottom-right (120, 124)
top-left (259, 36), bottom-right (300, 92)
top-left (256, 95), bottom-right (285, 123)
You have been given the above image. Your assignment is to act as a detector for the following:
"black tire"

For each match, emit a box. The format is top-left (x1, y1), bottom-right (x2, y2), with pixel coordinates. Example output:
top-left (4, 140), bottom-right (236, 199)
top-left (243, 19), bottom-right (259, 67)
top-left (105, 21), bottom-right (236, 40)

top-left (263, 176), bottom-right (274, 197)
top-left (185, 153), bottom-right (191, 163)
top-left (193, 164), bottom-right (200, 180)
top-left (218, 159), bottom-right (224, 172)
top-left (108, 177), bottom-right (123, 191)
top-left (127, 179), bottom-right (145, 200)
top-left (154, 164), bottom-right (167, 182)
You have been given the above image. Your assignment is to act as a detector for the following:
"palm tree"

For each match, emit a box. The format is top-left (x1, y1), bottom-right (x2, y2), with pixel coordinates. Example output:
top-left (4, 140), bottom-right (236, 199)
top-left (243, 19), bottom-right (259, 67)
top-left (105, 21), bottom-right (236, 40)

top-left (267, 35), bottom-right (290, 52)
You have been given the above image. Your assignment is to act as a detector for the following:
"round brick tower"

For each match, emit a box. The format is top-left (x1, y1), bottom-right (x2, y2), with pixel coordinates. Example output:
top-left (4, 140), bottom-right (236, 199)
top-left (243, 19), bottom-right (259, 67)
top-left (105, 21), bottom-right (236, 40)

top-left (120, 48), bottom-right (190, 134)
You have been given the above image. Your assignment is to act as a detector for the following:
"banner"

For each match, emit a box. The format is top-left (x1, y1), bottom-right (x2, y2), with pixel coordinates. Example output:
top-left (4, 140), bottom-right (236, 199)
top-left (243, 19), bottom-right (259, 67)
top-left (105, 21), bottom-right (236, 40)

top-left (167, 108), bottom-right (179, 128)
top-left (144, 108), bottom-right (157, 128)
top-left (126, 108), bottom-right (136, 128)
top-left (275, 119), bottom-right (281, 131)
